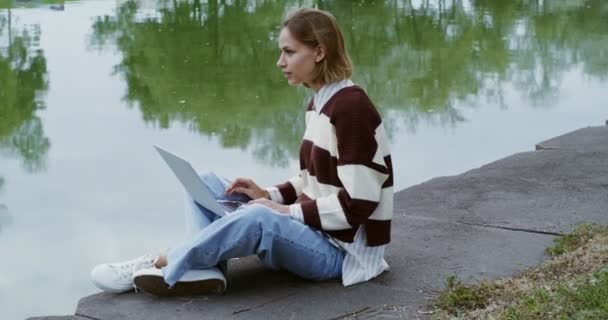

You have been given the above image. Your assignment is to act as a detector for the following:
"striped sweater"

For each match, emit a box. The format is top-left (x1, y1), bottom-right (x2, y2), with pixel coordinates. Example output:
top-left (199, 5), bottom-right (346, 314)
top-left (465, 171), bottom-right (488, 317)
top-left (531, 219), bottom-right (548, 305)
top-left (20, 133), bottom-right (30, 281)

top-left (276, 84), bottom-right (394, 246)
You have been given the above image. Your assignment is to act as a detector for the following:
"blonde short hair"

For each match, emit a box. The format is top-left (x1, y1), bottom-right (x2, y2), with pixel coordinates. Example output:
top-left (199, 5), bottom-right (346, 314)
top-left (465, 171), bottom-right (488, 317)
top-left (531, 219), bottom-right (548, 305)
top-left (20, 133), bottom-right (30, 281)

top-left (282, 8), bottom-right (353, 86)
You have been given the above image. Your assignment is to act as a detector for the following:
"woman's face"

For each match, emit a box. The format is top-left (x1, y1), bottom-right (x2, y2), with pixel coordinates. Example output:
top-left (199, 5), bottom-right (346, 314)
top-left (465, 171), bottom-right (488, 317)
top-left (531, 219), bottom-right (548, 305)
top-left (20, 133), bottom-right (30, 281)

top-left (277, 28), bottom-right (321, 88)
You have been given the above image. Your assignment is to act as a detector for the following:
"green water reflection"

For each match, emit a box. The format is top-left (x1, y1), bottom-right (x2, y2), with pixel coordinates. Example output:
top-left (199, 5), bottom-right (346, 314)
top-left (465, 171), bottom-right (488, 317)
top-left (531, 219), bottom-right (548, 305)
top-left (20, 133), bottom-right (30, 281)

top-left (0, 0), bottom-right (68, 9)
top-left (0, 4), bottom-right (49, 236)
top-left (91, 0), bottom-right (307, 167)
top-left (89, 0), bottom-right (608, 167)
top-left (0, 5), bottom-right (81, 237)
top-left (0, 7), bottom-right (50, 203)
top-left (321, 0), bottom-right (608, 111)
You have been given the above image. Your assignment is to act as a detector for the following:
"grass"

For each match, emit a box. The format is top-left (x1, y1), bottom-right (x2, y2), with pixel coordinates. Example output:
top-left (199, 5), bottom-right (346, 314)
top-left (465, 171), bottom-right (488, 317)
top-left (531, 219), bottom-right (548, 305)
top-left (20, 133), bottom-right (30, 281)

top-left (501, 268), bottom-right (608, 320)
top-left (430, 223), bottom-right (608, 320)
top-left (545, 224), bottom-right (608, 257)
top-left (434, 275), bottom-right (499, 317)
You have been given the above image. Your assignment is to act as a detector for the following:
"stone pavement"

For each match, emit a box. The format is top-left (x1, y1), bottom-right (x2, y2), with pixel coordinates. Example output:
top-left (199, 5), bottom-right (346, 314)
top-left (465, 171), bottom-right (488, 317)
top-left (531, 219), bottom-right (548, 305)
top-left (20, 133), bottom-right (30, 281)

top-left (30, 124), bottom-right (608, 320)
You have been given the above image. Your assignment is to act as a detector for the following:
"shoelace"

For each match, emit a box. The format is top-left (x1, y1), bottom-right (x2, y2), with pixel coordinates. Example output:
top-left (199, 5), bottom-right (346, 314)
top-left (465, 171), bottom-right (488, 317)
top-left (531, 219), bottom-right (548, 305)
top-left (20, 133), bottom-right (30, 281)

top-left (132, 254), bottom-right (157, 293)
top-left (112, 254), bottom-right (156, 281)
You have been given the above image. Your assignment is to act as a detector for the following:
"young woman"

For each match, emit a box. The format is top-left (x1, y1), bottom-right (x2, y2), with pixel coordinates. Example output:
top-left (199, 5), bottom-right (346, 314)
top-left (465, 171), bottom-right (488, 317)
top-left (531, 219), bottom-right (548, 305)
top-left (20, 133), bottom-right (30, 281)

top-left (91, 8), bottom-right (394, 297)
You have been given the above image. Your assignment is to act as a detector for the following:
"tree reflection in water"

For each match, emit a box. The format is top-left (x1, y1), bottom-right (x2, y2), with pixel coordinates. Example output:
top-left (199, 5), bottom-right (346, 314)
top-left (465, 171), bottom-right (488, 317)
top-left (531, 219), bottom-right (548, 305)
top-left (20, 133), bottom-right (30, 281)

top-left (0, 6), bottom-right (51, 234)
top-left (90, 0), bottom-right (608, 166)
top-left (0, 9), bottom-right (50, 171)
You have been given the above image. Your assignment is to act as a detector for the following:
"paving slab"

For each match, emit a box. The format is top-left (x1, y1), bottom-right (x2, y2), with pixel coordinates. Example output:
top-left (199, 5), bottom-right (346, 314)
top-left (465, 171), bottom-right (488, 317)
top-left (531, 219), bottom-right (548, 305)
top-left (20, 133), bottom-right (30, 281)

top-left (49, 124), bottom-right (608, 319)
top-left (76, 216), bottom-right (554, 320)
top-left (536, 125), bottom-right (608, 152)
top-left (76, 257), bottom-right (424, 320)
top-left (396, 134), bottom-right (608, 234)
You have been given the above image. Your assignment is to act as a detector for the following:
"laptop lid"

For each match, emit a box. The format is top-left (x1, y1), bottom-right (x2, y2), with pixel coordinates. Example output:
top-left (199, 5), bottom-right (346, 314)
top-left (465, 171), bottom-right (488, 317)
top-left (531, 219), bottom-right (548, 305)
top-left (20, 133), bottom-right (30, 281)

top-left (154, 145), bottom-right (228, 216)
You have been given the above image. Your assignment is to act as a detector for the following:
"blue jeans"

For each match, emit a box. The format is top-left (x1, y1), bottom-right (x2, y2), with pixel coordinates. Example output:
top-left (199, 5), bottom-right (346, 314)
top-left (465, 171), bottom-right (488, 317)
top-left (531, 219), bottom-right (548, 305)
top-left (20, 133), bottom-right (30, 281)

top-left (162, 172), bottom-right (345, 287)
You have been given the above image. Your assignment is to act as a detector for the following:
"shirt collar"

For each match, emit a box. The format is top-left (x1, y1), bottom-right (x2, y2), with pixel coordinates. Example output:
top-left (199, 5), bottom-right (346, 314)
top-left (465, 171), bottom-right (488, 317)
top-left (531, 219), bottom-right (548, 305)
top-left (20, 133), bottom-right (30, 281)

top-left (313, 79), bottom-right (354, 113)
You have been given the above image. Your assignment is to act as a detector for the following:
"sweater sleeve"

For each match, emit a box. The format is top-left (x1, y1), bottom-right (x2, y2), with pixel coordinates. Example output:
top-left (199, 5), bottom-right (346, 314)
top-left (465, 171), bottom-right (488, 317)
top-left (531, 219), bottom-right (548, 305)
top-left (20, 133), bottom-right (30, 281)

top-left (268, 174), bottom-right (304, 205)
top-left (290, 101), bottom-right (390, 231)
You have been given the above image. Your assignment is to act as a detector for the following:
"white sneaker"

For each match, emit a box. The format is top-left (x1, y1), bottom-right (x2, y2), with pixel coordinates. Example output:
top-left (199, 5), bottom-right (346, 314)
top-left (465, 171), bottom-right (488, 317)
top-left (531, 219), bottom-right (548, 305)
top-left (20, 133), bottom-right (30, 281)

top-left (133, 267), bottom-right (226, 297)
top-left (91, 254), bottom-right (157, 293)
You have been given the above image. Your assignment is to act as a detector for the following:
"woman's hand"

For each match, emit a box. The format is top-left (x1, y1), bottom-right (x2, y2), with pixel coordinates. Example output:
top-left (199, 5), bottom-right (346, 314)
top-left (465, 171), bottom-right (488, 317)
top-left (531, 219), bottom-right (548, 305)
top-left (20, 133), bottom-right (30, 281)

top-left (248, 198), bottom-right (290, 214)
top-left (226, 178), bottom-right (290, 214)
top-left (225, 178), bottom-right (270, 200)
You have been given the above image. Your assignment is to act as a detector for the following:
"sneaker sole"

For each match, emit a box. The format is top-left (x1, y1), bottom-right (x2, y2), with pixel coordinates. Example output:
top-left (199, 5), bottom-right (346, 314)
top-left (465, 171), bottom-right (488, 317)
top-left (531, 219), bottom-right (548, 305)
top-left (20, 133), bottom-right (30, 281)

top-left (134, 275), bottom-right (225, 297)
top-left (91, 278), bottom-right (133, 294)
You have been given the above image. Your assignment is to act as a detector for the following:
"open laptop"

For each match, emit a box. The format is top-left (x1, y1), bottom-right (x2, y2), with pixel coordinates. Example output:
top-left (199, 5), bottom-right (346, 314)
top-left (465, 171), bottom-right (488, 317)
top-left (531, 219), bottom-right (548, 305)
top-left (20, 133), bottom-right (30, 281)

top-left (154, 145), bottom-right (245, 216)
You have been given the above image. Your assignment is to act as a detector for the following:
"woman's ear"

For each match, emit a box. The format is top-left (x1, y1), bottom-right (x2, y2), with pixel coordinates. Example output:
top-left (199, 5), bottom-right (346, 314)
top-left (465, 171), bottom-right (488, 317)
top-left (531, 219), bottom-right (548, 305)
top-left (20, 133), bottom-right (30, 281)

top-left (315, 45), bottom-right (326, 63)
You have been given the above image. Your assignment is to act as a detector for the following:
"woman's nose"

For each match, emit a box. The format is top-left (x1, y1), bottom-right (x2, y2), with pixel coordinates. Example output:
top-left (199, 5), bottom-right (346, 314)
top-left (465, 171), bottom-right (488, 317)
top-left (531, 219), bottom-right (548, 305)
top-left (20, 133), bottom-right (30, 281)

top-left (277, 53), bottom-right (286, 68)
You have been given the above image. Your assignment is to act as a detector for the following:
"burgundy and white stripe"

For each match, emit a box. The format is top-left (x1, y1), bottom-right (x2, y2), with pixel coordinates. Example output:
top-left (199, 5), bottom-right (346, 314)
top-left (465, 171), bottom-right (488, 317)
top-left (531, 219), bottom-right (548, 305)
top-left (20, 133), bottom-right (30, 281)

top-left (266, 80), bottom-right (393, 286)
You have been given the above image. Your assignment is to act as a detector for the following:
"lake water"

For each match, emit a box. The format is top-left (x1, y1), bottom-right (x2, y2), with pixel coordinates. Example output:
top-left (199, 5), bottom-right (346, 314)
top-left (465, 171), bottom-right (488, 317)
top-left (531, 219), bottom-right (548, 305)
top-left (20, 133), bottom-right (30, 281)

top-left (0, 0), bottom-right (606, 318)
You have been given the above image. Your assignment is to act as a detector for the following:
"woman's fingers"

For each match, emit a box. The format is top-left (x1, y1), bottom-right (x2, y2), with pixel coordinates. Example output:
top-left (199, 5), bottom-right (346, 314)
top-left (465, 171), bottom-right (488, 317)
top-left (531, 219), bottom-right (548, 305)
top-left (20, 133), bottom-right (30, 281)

top-left (228, 187), bottom-right (249, 197)
top-left (225, 178), bottom-right (252, 194)
top-left (226, 178), bottom-right (266, 199)
top-left (228, 178), bottom-right (248, 188)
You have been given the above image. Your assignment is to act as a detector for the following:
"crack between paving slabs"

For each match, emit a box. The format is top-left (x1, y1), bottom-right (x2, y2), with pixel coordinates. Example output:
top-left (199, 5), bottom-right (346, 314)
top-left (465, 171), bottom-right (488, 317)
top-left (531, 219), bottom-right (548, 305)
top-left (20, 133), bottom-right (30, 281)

top-left (74, 313), bottom-right (103, 320)
top-left (457, 221), bottom-right (563, 236)
top-left (232, 291), bottom-right (297, 315)
top-left (326, 306), bottom-right (371, 320)
top-left (406, 215), bottom-right (562, 236)
top-left (535, 146), bottom-right (558, 151)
